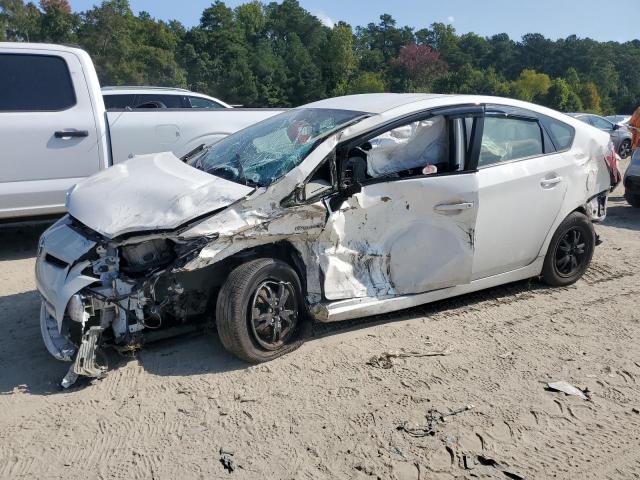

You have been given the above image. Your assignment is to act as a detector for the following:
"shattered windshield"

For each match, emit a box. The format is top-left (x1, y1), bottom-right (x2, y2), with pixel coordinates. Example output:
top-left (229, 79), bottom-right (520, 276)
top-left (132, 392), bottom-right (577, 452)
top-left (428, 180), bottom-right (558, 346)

top-left (190, 108), bottom-right (365, 187)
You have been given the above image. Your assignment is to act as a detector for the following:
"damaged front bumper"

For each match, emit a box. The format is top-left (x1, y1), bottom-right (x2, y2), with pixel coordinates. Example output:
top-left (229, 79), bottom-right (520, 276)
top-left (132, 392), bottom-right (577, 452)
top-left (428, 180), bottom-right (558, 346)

top-left (35, 216), bottom-right (210, 388)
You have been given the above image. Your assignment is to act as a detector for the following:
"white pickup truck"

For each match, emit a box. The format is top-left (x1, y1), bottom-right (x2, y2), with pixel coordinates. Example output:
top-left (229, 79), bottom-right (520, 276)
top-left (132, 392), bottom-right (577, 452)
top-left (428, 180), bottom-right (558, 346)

top-left (0, 42), bottom-right (284, 221)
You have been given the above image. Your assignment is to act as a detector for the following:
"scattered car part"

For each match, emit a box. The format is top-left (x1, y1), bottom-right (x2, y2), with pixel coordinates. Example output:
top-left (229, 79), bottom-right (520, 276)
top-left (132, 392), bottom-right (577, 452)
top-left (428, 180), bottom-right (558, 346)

top-left (546, 381), bottom-right (590, 400)
top-left (397, 404), bottom-right (474, 437)
top-left (61, 327), bottom-right (107, 388)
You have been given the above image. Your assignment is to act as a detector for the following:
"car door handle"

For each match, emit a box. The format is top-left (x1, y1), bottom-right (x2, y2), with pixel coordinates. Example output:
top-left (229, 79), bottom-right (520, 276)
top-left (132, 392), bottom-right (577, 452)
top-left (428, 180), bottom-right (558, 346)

top-left (54, 130), bottom-right (89, 138)
top-left (540, 176), bottom-right (562, 188)
top-left (434, 202), bottom-right (474, 212)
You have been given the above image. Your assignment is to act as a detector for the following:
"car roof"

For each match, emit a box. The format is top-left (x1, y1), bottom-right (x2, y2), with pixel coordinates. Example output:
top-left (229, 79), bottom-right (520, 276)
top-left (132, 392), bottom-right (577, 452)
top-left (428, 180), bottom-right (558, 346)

top-left (102, 86), bottom-right (193, 95)
top-left (567, 112), bottom-right (610, 120)
top-left (313, 93), bottom-right (597, 143)
top-left (301, 93), bottom-right (452, 114)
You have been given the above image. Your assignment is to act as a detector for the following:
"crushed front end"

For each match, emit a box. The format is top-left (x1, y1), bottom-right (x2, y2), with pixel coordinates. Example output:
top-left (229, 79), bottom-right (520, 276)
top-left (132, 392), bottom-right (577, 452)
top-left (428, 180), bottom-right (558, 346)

top-left (36, 216), bottom-right (212, 388)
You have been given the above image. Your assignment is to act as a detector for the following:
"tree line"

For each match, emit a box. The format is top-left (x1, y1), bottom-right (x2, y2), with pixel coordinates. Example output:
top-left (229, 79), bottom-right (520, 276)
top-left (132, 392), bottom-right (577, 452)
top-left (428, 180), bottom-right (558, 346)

top-left (2, 0), bottom-right (639, 114)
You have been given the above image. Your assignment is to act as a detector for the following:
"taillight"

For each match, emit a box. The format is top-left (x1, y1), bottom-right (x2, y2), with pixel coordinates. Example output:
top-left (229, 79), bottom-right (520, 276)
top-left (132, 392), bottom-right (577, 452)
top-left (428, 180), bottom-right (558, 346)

top-left (604, 141), bottom-right (616, 168)
top-left (604, 141), bottom-right (621, 189)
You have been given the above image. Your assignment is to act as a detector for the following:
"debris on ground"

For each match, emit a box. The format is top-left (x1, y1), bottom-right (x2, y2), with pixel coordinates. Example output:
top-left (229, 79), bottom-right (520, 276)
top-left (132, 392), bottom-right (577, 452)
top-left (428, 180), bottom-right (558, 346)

top-left (397, 404), bottom-right (474, 437)
top-left (367, 346), bottom-right (452, 369)
top-left (471, 454), bottom-right (524, 479)
top-left (219, 447), bottom-right (236, 473)
top-left (546, 381), bottom-right (590, 400)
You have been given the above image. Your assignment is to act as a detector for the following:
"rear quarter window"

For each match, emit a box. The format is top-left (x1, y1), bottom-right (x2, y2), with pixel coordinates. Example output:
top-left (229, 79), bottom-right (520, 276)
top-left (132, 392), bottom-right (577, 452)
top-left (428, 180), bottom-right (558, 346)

top-left (103, 94), bottom-right (136, 109)
top-left (0, 53), bottom-right (76, 111)
top-left (541, 116), bottom-right (575, 151)
top-left (134, 94), bottom-right (186, 108)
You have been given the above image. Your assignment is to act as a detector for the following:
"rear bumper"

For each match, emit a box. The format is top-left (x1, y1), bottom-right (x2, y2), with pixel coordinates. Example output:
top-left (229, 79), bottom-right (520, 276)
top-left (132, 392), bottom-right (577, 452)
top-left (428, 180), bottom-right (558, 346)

top-left (587, 192), bottom-right (608, 223)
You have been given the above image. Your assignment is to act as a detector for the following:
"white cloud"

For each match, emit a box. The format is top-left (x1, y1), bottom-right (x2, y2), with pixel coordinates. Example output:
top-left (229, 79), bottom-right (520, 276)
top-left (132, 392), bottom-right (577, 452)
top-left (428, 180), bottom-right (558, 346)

top-left (446, 15), bottom-right (455, 23)
top-left (316, 11), bottom-right (335, 28)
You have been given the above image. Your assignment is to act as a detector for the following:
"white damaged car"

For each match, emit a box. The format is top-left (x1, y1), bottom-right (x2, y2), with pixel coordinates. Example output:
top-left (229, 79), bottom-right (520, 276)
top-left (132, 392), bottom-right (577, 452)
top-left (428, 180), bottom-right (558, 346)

top-left (36, 94), bottom-right (616, 387)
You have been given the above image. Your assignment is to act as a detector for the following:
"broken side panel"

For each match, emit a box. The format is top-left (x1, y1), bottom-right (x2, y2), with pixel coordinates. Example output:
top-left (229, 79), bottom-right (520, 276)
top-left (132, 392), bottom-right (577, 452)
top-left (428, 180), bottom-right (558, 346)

top-left (318, 174), bottom-right (479, 300)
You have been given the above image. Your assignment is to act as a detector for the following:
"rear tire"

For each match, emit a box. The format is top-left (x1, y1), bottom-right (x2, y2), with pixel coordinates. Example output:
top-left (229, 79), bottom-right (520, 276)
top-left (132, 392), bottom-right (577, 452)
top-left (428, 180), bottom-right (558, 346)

top-left (216, 258), bottom-right (307, 363)
top-left (625, 192), bottom-right (640, 208)
top-left (541, 212), bottom-right (595, 287)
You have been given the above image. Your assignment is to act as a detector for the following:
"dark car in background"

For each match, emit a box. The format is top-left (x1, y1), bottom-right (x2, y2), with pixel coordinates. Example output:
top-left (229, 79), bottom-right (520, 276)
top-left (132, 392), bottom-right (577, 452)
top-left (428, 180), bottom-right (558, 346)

top-left (624, 148), bottom-right (640, 207)
top-left (567, 113), bottom-right (633, 159)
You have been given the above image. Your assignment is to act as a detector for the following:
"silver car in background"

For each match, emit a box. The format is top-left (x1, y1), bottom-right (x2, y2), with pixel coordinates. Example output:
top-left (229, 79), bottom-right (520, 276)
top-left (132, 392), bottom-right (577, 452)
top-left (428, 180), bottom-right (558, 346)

top-left (568, 112), bottom-right (633, 159)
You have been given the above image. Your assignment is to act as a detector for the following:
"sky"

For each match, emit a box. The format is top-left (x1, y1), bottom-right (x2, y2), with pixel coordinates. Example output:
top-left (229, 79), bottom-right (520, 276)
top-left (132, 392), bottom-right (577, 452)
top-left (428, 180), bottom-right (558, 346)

top-left (69, 0), bottom-right (639, 43)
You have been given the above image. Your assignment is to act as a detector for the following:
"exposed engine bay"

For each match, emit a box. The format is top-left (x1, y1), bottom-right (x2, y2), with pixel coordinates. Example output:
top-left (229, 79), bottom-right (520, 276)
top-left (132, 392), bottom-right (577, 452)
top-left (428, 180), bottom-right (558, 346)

top-left (38, 217), bottom-right (224, 387)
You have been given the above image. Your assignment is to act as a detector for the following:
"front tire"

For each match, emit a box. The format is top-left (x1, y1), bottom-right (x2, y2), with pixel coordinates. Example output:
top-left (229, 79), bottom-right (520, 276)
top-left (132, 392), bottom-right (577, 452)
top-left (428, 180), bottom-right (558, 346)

top-left (541, 212), bottom-right (595, 287)
top-left (216, 258), bottom-right (307, 363)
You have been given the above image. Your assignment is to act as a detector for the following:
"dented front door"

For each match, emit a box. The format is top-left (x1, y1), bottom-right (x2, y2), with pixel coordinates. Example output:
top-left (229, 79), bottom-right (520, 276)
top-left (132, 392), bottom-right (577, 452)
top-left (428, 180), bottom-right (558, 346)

top-left (318, 173), bottom-right (479, 301)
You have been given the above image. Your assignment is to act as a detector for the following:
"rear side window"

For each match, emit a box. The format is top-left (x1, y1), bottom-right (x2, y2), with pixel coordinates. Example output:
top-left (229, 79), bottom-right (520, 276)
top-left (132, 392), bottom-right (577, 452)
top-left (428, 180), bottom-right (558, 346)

top-left (541, 116), bottom-right (575, 151)
top-left (189, 96), bottom-right (224, 109)
top-left (103, 94), bottom-right (136, 109)
top-left (0, 54), bottom-right (76, 111)
top-left (479, 116), bottom-right (543, 167)
top-left (134, 94), bottom-right (186, 108)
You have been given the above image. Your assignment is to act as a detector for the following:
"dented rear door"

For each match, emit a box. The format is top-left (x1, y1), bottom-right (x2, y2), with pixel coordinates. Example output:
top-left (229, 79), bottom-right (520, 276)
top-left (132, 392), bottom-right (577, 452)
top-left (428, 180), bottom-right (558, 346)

top-left (318, 174), bottom-right (479, 300)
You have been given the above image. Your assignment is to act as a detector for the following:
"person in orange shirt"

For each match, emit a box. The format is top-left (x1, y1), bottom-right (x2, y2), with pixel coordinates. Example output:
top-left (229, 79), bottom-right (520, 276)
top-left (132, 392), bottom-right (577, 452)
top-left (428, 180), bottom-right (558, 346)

top-left (629, 106), bottom-right (640, 150)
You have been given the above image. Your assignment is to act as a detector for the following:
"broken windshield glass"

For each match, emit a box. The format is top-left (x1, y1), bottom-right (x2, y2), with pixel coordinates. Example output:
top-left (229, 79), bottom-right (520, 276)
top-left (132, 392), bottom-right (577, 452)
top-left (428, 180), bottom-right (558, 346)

top-left (191, 108), bottom-right (365, 187)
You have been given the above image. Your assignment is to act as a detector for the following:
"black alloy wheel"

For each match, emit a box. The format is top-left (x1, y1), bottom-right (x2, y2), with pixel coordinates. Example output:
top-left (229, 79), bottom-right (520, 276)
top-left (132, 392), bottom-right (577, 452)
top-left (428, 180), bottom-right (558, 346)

top-left (250, 280), bottom-right (298, 350)
top-left (554, 228), bottom-right (588, 277)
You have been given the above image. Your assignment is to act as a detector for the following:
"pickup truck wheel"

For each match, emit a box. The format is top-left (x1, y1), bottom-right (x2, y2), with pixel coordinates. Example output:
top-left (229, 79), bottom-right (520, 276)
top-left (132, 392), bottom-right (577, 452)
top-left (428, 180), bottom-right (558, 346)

top-left (625, 192), bottom-right (640, 208)
top-left (216, 258), bottom-right (307, 363)
top-left (541, 212), bottom-right (595, 287)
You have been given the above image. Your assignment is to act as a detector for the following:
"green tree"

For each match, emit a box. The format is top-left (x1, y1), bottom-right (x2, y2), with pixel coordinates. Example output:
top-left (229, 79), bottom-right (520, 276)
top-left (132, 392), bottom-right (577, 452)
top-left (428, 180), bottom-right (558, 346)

top-left (544, 78), bottom-right (571, 110)
top-left (510, 69), bottom-right (551, 102)
top-left (416, 22), bottom-right (466, 69)
top-left (347, 71), bottom-right (386, 94)
top-left (0, 0), bottom-right (41, 41)
top-left (39, 0), bottom-right (78, 43)
top-left (3, 0), bottom-right (638, 112)
top-left (323, 22), bottom-right (357, 96)
top-left (580, 82), bottom-right (602, 113)
top-left (78, 0), bottom-right (185, 87)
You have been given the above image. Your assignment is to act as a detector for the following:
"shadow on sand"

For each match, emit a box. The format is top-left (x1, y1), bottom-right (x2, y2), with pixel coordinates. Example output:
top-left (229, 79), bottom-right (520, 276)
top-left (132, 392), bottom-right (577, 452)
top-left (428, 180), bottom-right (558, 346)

top-left (0, 278), bottom-right (548, 396)
top-left (0, 222), bottom-right (51, 261)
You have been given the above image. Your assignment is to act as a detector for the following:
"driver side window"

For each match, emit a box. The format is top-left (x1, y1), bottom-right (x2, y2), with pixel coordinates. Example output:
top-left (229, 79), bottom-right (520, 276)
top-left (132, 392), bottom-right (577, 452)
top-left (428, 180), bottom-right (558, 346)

top-left (341, 113), bottom-right (476, 187)
top-left (365, 116), bottom-right (449, 178)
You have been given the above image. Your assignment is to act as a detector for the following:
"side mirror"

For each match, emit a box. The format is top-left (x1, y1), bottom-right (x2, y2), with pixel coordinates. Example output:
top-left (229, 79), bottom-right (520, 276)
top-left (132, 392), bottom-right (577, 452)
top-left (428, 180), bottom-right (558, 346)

top-left (303, 180), bottom-right (332, 201)
top-left (612, 123), bottom-right (620, 131)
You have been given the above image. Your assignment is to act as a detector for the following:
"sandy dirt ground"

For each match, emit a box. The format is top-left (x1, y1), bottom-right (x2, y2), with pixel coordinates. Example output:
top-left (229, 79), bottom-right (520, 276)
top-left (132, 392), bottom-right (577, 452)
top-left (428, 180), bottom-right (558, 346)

top-left (1, 168), bottom-right (639, 479)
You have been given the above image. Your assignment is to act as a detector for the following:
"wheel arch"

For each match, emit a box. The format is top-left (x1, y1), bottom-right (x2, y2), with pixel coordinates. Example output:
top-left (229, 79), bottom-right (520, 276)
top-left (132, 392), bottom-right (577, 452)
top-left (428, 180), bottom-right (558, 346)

top-left (199, 240), bottom-right (310, 304)
top-left (535, 202), bottom-right (593, 272)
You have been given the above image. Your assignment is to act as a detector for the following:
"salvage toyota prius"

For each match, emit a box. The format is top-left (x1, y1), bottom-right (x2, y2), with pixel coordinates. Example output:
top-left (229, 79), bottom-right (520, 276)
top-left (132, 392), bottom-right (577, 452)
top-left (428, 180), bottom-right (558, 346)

top-left (36, 93), bottom-right (617, 387)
